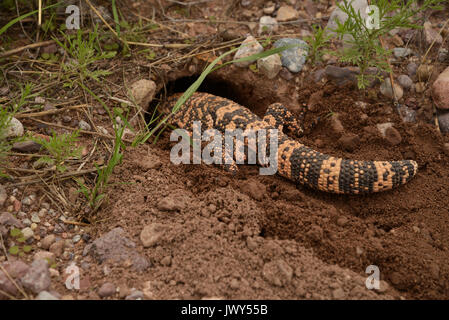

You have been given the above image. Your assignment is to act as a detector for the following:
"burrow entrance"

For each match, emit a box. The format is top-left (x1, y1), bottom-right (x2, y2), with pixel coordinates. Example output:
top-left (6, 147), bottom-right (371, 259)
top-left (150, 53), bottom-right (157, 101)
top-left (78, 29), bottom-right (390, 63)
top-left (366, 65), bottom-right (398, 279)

top-left (149, 65), bottom-right (303, 120)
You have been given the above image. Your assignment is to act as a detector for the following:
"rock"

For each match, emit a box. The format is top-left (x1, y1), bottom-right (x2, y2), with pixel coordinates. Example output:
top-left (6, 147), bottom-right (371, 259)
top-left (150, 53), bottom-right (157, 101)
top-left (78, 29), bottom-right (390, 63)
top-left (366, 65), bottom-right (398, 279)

top-left (0, 260), bottom-right (30, 299)
top-left (242, 179), bottom-right (266, 201)
top-left (21, 227), bottom-right (34, 240)
top-left (313, 69), bottom-right (325, 83)
top-left (33, 251), bottom-right (55, 262)
top-left (36, 291), bottom-right (59, 300)
top-left (240, 0), bottom-right (251, 7)
top-left (423, 21), bottom-right (442, 46)
top-left (31, 213), bottom-right (40, 223)
top-left (130, 79), bottom-right (156, 111)
top-left (377, 280), bottom-right (390, 294)
top-left (20, 259), bottom-right (51, 294)
top-left (262, 259), bottom-right (293, 287)
top-left (72, 234), bottom-right (81, 243)
top-left (41, 43), bottom-right (58, 54)
top-left (263, 2), bottom-right (275, 15)
top-left (12, 140), bottom-right (42, 153)
top-left (78, 120), bottom-right (91, 131)
top-left (276, 5), bottom-right (299, 22)
top-left (376, 122), bottom-right (394, 137)
top-left (397, 104), bottom-right (416, 123)
top-left (273, 38), bottom-right (308, 73)
top-left (49, 268), bottom-right (59, 278)
top-left (406, 62), bottom-right (418, 77)
top-left (22, 194), bottom-right (35, 206)
top-left (88, 228), bottom-right (149, 271)
top-left (397, 75), bottom-right (413, 90)
top-left (438, 112), bottom-right (449, 134)
top-left (336, 216), bottom-right (348, 227)
top-left (380, 78), bottom-right (403, 100)
top-left (391, 34), bottom-right (404, 46)
top-left (307, 225), bottom-right (323, 241)
top-left (327, 0), bottom-right (369, 40)
top-left (438, 48), bottom-right (449, 63)
top-left (125, 289), bottom-right (144, 300)
top-left (0, 185), bottom-right (6, 207)
top-left (332, 288), bottom-right (346, 299)
top-left (393, 47), bottom-right (413, 58)
top-left (49, 240), bottom-right (65, 256)
top-left (233, 36), bottom-right (264, 68)
top-left (324, 65), bottom-right (357, 86)
top-left (157, 196), bottom-right (184, 212)
top-left (5, 117), bottom-right (24, 138)
top-left (98, 282), bottom-right (116, 298)
top-left (257, 54), bottom-right (282, 79)
top-left (385, 127), bottom-right (402, 146)
top-left (279, 68), bottom-right (294, 80)
top-left (258, 16), bottom-right (278, 34)
top-left (338, 134), bottom-right (360, 152)
top-left (140, 223), bottom-right (166, 247)
top-left (432, 66), bottom-right (449, 110)
top-left (160, 256), bottom-right (171, 266)
top-left (329, 114), bottom-right (345, 136)
top-left (0, 212), bottom-right (23, 228)
top-left (417, 64), bottom-right (433, 80)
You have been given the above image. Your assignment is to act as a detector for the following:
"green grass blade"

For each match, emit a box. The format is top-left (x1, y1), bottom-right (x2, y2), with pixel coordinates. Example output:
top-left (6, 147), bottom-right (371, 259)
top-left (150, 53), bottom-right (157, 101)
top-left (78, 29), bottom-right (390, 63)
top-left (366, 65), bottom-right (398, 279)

top-left (111, 0), bottom-right (120, 36)
top-left (0, 2), bottom-right (62, 36)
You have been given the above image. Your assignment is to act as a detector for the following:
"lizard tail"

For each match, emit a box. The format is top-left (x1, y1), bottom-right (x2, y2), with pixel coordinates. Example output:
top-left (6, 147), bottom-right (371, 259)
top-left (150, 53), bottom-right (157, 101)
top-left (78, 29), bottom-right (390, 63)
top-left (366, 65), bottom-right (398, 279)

top-left (277, 139), bottom-right (418, 194)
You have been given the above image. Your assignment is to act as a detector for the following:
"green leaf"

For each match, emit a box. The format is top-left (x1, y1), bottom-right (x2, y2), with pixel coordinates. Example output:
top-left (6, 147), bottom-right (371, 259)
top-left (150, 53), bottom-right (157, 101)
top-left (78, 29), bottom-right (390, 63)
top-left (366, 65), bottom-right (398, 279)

top-left (10, 228), bottom-right (22, 237)
top-left (17, 237), bottom-right (26, 243)
top-left (8, 246), bottom-right (19, 255)
top-left (23, 245), bottom-right (32, 253)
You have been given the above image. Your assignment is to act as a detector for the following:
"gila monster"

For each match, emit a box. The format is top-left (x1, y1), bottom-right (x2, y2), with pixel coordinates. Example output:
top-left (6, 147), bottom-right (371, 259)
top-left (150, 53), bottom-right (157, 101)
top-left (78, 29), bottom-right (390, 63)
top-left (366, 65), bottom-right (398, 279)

top-left (161, 92), bottom-right (418, 194)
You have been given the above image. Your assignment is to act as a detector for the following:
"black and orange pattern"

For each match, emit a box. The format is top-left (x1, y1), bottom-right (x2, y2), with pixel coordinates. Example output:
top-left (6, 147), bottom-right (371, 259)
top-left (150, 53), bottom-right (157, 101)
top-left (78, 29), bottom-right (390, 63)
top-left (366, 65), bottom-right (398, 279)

top-left (162, 92), bottom-right (418, 194)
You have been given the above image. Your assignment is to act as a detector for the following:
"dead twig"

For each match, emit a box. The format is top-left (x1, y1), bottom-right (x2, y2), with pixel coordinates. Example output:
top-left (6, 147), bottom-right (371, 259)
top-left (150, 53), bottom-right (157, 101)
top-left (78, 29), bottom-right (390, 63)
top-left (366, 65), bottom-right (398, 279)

top-left (15, 104), bottom-right (89, 119)
top-left (28, 118), bottom-right (133, 143)
top-left (0, 40), bottom-right (55, 59)
top-left (6, 166), bottom-right (104, 187)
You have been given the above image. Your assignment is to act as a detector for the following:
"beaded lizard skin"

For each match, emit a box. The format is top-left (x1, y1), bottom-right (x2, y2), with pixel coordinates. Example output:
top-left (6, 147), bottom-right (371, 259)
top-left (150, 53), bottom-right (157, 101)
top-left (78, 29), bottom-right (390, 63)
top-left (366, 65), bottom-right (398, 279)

top-left (162, 92), bottom-right (418, 194)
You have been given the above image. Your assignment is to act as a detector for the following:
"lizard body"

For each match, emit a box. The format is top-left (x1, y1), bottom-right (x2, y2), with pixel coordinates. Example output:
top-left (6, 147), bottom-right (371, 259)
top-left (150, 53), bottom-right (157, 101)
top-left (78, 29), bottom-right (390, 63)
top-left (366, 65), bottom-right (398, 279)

top-left (162, 92), bottom-right (418, 194)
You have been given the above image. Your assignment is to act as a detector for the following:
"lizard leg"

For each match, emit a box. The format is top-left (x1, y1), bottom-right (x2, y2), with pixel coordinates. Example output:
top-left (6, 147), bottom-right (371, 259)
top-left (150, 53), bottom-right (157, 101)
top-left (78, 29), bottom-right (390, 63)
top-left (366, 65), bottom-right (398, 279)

top-left (263, 102), bottom-right (305, 138)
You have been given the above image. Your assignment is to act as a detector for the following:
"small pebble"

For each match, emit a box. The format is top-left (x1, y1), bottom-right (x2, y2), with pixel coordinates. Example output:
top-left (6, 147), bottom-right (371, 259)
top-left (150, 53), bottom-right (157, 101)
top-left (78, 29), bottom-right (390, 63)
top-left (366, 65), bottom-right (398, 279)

top-left (72, 235), bottom-right (81, 243)
top-left (78, 120), bottom-right (91, 131)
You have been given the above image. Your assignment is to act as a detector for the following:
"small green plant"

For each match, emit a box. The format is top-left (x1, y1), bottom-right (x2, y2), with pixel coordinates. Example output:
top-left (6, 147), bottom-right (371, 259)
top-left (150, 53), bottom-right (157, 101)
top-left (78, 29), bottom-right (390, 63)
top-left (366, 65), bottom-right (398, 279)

top-left (53, 25), bottom-right (115, 86)
top-left (0, 83), bottom-right (34, 177)
top-left (304, 24), bottom-right (331, 64)
top-left (76, 116), bottom-right (125, 213)
top-left (31, 130), bottom-right (82, 173)
top-left (249, 63), bottom-right (259, 73)
top-left (261, 36), bottom-right (272, 48)
top-left (75, 84), bottom-right (127, 214)
top-left (8, 228), bottom-right (32, 257)
top-left (330, 0), bottom-right (445, 89)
